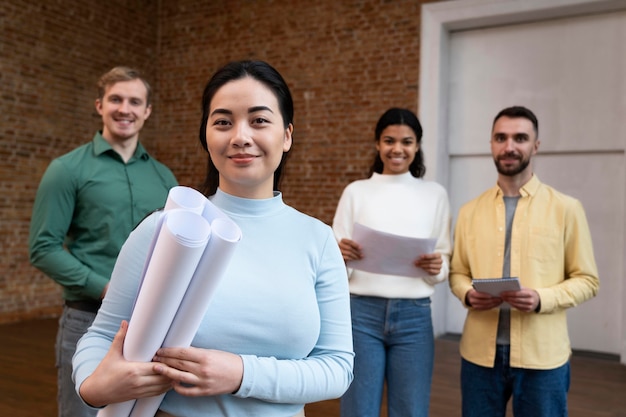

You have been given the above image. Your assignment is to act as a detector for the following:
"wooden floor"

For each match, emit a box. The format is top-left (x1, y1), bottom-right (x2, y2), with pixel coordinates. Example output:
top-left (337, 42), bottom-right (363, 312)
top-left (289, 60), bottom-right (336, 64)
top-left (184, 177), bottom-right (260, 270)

top-left (1, 318), bottom-right (625, 417)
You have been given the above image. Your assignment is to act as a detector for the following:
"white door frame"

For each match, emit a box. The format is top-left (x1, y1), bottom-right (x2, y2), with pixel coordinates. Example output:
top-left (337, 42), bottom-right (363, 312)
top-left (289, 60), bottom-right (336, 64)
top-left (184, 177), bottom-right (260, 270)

top-left (419, 0), bottom-right (626, 364)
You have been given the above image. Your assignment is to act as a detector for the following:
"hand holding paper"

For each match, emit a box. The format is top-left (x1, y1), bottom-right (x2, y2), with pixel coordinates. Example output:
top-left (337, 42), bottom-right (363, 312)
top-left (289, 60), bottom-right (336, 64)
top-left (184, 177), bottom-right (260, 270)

top-left (79, 321), bottom-right (172, 408)
top-left (414, 252), bottom-right (444, 276)
top-left (338, 238), bottom-right (363, 262)
top-left (471, 277), bottom-right (521, 310)
top-left (346, 223), bottom-right (437, 278)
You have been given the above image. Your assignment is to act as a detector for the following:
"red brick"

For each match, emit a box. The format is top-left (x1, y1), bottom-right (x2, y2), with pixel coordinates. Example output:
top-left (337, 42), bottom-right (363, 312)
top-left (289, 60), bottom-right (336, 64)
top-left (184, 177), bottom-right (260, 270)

top-left (1, 0), bottom-right (441, 323)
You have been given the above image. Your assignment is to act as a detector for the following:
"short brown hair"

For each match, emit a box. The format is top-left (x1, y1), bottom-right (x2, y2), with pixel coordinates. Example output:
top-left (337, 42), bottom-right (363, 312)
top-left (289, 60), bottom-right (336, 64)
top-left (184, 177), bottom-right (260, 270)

top-left (493, 106), bottom-right (538, 136)
top-left (97, 66), bottom-right (152, 105)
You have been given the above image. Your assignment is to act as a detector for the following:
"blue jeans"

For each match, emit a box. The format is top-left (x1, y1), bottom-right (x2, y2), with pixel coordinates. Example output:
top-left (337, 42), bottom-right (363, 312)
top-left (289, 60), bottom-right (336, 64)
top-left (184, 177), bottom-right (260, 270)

top-left (56, 306), bottom-right (98, 417)
top-left (340, 295), bottom-right (434, 417)
top-left (461, 344), bottom-right (570, 417)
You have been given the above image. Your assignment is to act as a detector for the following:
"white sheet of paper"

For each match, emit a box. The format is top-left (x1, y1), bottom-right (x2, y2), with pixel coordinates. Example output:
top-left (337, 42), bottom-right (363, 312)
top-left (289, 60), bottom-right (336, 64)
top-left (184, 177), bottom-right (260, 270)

top-left (346, 222), bottom-right (437, 278)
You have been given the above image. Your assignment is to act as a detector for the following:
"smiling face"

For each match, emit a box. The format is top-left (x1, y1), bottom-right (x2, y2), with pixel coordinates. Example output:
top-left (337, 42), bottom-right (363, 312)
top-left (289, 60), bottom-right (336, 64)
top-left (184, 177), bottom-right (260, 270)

top-left (205, 77), bottom-right (293, 199)
top-left (491, 116), bottom-right (539, 181)
top-left (96, 79), bottom-right (151, 145)
top-left (376, 124), bottom-right (419, 175)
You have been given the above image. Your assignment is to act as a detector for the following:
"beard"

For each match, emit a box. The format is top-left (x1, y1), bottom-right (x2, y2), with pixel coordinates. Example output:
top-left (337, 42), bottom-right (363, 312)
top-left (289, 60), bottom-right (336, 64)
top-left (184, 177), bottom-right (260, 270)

top-left (494, 154), bottom-right (531, 176)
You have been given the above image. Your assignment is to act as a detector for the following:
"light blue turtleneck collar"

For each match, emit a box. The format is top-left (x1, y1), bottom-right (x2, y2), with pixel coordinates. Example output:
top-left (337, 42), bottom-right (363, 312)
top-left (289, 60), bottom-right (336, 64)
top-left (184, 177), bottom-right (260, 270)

top-left (209, 188), bottom-right (286, 218)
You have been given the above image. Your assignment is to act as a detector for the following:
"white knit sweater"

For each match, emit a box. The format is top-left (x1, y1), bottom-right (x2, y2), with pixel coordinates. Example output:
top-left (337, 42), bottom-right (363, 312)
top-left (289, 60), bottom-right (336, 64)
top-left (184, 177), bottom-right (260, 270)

top-left (332, 172), bottom-right (451, 298)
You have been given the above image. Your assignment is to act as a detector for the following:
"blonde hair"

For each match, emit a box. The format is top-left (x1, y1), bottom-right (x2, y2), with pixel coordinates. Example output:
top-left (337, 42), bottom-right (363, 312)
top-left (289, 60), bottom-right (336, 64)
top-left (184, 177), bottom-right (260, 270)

top-left (97, 66), bottom-right (152, 105)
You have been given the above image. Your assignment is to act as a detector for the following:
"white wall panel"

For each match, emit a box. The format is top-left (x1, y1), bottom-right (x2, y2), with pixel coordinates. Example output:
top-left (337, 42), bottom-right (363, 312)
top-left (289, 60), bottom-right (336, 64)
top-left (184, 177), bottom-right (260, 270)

top-left (421, 0), bottom-right (626, 359)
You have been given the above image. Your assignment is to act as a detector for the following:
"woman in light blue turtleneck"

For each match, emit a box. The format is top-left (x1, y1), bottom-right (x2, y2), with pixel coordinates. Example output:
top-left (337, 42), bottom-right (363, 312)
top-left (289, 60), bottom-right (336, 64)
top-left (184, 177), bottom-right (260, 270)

top-left (332, 108), bottom-right (451, 417)
top-left (72, 61), bottom-right (354, 417)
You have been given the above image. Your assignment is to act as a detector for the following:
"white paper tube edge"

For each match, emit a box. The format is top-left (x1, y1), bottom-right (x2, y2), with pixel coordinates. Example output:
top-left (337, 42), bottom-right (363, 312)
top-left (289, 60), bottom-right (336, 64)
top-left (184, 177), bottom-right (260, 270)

top-left (164, 186), bottom-right (207, 214)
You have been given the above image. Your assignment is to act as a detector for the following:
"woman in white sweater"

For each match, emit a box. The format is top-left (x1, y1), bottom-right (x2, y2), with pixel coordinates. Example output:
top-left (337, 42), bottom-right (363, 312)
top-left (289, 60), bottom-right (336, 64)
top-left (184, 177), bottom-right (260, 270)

top-left (332, 108), bottom-right (451, 417)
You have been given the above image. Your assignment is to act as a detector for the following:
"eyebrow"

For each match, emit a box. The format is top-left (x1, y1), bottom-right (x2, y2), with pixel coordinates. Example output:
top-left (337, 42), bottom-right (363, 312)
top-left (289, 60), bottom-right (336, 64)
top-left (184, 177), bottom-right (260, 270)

top-left (493, 132), bottom-right (529, 137)
top-left (210, 106), bottom-right (274, 117)
top-left (382, 135), bottom-right (415, 140)
top-left (107, 94), bottom-right (144, 102)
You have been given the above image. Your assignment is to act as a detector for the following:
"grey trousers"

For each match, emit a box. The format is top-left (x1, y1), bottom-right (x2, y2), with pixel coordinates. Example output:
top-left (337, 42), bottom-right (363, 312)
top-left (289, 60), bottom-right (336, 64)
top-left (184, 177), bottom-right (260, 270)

top-left (155, 409), bottom-right (305, 417)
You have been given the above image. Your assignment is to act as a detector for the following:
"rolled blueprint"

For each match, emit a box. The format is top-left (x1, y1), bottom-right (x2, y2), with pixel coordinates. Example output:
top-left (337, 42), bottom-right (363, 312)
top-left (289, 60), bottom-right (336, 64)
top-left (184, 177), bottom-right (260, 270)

top-left (98, 207), bottom-right (211, 417)
top-left (164, 185), bottom-right (207, 214)
top-left (123, 209), bottom-right (211, 361)
top-left (97, 186), bottom-right (241, 417)
top-left (129, 215), bottom-right (242, 417)
top-left (136, 185), bottom-right (209, 301)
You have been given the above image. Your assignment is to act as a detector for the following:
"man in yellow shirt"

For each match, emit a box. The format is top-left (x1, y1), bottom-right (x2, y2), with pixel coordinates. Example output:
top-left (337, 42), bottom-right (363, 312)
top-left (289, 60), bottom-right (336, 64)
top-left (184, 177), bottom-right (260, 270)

top-left (449, 106), bottom-right (599, 417)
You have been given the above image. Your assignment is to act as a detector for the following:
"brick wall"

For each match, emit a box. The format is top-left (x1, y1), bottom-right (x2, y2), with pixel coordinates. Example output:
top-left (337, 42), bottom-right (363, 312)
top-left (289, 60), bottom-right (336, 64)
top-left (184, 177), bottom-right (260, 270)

top-left (1, 0), bottom-right (441, 323)
top-left (0, 0), bottom-right (159, 323)
top-left (156, 0), bottom-right (441, 222)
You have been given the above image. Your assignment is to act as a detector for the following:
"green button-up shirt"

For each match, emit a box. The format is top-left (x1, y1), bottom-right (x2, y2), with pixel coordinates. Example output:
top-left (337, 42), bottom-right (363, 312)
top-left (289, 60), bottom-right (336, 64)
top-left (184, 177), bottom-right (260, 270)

top-left (29, 132), bottom-right (178, 301)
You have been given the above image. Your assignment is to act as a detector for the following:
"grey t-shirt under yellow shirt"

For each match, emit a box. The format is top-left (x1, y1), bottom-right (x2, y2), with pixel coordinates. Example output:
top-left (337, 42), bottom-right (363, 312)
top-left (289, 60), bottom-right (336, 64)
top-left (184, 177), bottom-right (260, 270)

top-left (496, 195), bottom-right (520, 345)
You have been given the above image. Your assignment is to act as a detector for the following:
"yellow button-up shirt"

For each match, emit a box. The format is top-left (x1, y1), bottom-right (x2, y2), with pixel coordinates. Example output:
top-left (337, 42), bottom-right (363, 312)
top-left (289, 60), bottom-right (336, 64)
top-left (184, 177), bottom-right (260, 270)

top-left (449, 175), bottom-right (599, 369)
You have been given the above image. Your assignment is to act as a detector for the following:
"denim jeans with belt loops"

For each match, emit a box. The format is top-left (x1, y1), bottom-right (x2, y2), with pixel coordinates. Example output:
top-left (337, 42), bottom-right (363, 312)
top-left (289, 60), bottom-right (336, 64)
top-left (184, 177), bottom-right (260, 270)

top-left (461, 344), bottom-right (570, 417)
top-left (340, 295), bottom-right (434, 417)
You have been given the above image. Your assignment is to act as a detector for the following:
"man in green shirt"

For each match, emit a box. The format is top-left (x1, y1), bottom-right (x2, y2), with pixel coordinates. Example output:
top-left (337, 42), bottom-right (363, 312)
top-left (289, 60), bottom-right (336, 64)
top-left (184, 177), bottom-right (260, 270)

top-left (29, 66), bottom-right (178, 417)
